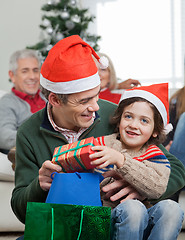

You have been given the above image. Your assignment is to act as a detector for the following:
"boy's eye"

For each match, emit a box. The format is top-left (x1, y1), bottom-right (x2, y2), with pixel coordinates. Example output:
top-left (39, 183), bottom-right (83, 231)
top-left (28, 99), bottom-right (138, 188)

top-left (141, 118), bottom-right (148, 124)
top-left (125, 114), bottom-right (132, 119)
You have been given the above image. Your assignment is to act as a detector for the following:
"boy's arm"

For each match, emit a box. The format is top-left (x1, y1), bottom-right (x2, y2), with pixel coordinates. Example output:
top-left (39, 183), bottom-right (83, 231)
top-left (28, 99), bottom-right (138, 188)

top-left (150, 144), bottom-right (185, 203)
top-left (115, 145), bottom-right (170, 199)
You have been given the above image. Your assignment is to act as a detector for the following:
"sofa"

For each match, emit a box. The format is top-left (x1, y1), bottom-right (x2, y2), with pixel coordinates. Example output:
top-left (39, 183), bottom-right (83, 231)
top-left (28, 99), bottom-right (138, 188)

top-left (0, 90), bottom-right (24, 232)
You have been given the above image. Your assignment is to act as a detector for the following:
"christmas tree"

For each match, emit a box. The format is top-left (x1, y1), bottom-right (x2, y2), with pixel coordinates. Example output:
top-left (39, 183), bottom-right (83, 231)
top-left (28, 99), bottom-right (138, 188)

top-left (28, 0), bottom-right (101, 59)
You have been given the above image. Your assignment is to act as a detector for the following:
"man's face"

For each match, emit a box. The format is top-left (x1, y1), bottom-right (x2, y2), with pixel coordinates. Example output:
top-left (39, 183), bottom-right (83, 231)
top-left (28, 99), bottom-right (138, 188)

top-left (9, 57), bottom-right (40, 95)
top-left (51, 86), bottom-right (100, 132)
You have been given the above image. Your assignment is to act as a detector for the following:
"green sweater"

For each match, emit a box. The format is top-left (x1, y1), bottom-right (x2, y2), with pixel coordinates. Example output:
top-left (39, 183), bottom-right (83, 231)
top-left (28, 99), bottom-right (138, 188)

top-left (11, 99), bottom-right (185, 223)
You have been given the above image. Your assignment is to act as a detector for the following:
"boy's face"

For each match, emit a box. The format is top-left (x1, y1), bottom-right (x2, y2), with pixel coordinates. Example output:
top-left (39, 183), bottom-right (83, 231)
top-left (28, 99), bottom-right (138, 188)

top-left (119, 101), bottom-right (157, 151)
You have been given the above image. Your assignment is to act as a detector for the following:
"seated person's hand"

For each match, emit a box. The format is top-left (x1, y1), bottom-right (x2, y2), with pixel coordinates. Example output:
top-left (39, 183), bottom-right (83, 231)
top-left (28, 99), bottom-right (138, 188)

top-left (165, 140), bottom-right (173, 151)
top-left (118, 78), bottom-right (141, 89)
top-left (8, 146), bottom-right (16, 170)
top-left (39, 160), bottom-right (62, 191)
top-left (102, 170), bottom-right (145, 202)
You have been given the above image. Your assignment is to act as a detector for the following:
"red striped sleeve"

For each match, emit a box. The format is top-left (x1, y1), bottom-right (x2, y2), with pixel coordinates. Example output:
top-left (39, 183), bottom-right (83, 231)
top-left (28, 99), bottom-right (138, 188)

top-left (96, 136), bottom-right (105, 146)
top-left (133, 145), bottom-right (166, 162)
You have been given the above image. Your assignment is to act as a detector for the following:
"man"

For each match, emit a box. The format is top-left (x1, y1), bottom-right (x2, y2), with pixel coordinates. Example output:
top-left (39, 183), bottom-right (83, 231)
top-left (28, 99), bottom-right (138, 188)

top-left (11, 36), bottom-right (185, 238)
top-left (0, 49), bottom-right (46, 154)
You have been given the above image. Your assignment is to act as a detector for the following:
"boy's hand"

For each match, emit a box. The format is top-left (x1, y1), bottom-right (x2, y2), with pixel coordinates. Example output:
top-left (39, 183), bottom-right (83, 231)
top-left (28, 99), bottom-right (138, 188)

top-left (90, 145), bottom-right (125, 168)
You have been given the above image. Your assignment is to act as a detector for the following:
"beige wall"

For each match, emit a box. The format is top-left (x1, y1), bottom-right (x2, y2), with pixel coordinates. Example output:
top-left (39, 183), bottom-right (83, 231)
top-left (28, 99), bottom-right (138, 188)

top-left (0, 0), bottom-right (45, 91)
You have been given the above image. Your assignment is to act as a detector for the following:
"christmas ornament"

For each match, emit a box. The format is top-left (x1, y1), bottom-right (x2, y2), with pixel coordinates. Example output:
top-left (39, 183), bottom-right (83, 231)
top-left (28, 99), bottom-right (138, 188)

top-left (60, 8), bottom-right (69, 19)
top-left (46, 44), bottom-right (53, 51)
top-left (70, 0), bottom-right (76, 7)
top-left (46, 27), bottom-right (53, 34)
top-left (65, 20), bottom-right (75, 30)
top-left (42, 19), bottom-right (50, 27)
top-left (71, 14), bottom-right (80, 23)
top-left (55, 32), bottom-right (64, 41)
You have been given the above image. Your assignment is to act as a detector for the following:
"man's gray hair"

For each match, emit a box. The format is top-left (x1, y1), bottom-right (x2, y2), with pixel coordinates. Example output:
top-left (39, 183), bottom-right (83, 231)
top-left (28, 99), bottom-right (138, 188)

top-left (9, 49), bottom-right (42, 73)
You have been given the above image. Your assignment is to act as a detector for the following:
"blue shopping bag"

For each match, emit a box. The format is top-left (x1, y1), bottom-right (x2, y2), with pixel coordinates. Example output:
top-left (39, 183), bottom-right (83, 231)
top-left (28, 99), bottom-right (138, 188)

top-left (46, 172), bottom-right (103, 206)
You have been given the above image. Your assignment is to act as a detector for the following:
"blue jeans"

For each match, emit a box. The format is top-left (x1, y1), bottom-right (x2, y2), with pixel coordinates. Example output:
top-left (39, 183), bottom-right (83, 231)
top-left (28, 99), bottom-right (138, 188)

top-left (111, 199), bottom-right (184, 240)
top-left (170, 112), bottom-right (185, 167)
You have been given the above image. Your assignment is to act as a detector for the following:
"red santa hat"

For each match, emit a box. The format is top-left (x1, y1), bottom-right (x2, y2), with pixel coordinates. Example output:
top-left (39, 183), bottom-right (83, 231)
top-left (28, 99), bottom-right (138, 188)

top-left (120, 83), bottom-right (170, 128)
top-left (40, 35), bottom-right (108, 94)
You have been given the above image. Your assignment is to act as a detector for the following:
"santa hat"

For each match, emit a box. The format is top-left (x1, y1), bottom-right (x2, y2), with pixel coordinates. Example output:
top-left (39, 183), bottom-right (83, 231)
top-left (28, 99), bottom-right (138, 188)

top-left (120, 83), bottom-right (172, 132)
top-left (40, 35), bottom-right (108, 94)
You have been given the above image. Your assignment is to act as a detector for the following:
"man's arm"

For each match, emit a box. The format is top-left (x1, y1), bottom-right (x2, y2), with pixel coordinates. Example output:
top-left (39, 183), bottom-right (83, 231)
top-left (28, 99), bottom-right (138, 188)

top-left (150, 144), bottom-right (185, 203)
top-left (101, 144), bottom-right (185, 203)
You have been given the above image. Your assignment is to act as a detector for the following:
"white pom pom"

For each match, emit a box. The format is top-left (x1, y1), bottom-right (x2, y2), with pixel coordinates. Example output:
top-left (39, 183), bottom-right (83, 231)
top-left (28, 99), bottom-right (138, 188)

top-left (164, 123), bottom-right (173, 135)
top-left (99, 56), bottom-right (109, 69)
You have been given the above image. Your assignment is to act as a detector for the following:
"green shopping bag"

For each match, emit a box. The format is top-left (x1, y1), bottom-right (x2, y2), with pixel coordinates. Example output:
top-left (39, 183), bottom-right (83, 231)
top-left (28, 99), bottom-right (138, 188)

top-left (24, 202), bottom-right (111, 240)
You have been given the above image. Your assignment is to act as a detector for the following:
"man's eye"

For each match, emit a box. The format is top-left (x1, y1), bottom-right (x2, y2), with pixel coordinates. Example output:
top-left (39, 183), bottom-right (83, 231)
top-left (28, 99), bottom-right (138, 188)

top-left (80, 99), bottom-right (89, 104)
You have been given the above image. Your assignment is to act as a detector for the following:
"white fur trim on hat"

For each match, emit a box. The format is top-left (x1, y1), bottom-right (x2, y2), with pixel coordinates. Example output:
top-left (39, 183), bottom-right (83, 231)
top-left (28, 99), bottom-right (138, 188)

top-left (164, 123), bottom-right (173, 134)
top-left (99, 56), bottom-right (109, 69)
top-left (40, 72), bottom-right (100, 94)
top-left (120, 90), bottom-right (167, 126)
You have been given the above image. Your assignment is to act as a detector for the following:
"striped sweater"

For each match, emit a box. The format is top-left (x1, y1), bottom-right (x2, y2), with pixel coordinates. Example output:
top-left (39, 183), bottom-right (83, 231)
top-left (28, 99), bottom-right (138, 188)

top-left (95, 133), bottom-right (171, 209)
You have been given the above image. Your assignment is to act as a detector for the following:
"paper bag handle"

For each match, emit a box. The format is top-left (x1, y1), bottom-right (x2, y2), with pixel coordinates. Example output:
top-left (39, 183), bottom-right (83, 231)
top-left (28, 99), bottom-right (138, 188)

top-left (51, 207), bottom-right (84, 240)
top-left (50, 171), bottom-right (82, 180)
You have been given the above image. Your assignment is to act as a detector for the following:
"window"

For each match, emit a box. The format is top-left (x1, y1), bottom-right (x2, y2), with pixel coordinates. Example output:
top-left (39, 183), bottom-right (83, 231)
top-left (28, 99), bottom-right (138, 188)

top-left (93, 0), bottom-right (184, 89)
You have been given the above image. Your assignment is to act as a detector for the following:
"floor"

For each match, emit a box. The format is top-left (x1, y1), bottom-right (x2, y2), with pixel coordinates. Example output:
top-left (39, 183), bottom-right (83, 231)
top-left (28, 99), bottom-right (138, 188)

top-left (0, 231), bottom-right (184, 239)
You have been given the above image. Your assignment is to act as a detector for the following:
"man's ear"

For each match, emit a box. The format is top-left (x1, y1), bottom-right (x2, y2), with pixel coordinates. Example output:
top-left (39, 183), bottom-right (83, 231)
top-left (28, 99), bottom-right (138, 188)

top-left (8, 71), bottom-right (14, 83)
top-left (48, 93), bottom-right (62, 107)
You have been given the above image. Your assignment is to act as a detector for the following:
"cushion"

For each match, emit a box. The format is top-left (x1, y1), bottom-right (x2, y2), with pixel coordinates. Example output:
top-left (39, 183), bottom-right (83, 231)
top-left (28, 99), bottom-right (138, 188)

top-left (0, 152), bottom-right (14, 181)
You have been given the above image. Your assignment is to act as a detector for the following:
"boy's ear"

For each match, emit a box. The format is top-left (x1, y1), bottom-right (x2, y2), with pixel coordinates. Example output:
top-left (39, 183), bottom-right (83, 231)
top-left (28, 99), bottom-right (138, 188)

top-left (48, 93), bottom-right (62, 107)
top-left (152, 132), bottom-right (158, 138)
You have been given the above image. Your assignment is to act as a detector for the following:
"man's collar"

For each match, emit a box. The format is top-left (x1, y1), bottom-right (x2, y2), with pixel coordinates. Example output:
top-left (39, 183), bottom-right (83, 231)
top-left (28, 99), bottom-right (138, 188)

top-left (12, 87), bottom-right (40, 100)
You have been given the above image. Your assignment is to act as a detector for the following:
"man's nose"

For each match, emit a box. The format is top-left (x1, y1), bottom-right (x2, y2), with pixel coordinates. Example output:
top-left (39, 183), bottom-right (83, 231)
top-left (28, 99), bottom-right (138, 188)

top-left (88, 98), bottom-right (99, 112)
top-left (29, 70), bottom-right (38, 79)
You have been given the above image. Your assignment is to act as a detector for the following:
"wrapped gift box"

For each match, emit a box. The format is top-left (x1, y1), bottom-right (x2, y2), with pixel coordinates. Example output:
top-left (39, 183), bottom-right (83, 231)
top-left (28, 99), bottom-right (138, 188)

top-left (52, 137), bottom-right (100, 173)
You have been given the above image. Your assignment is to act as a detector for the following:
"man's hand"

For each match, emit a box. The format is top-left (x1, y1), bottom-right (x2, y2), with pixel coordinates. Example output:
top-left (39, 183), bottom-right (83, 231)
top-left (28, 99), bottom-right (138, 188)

top-left (39, 160), bottom-right (62, 191)
top-left (117, 79), bottom-right (141, 89)
top-left (102, 170), bottom-right (145, 202)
